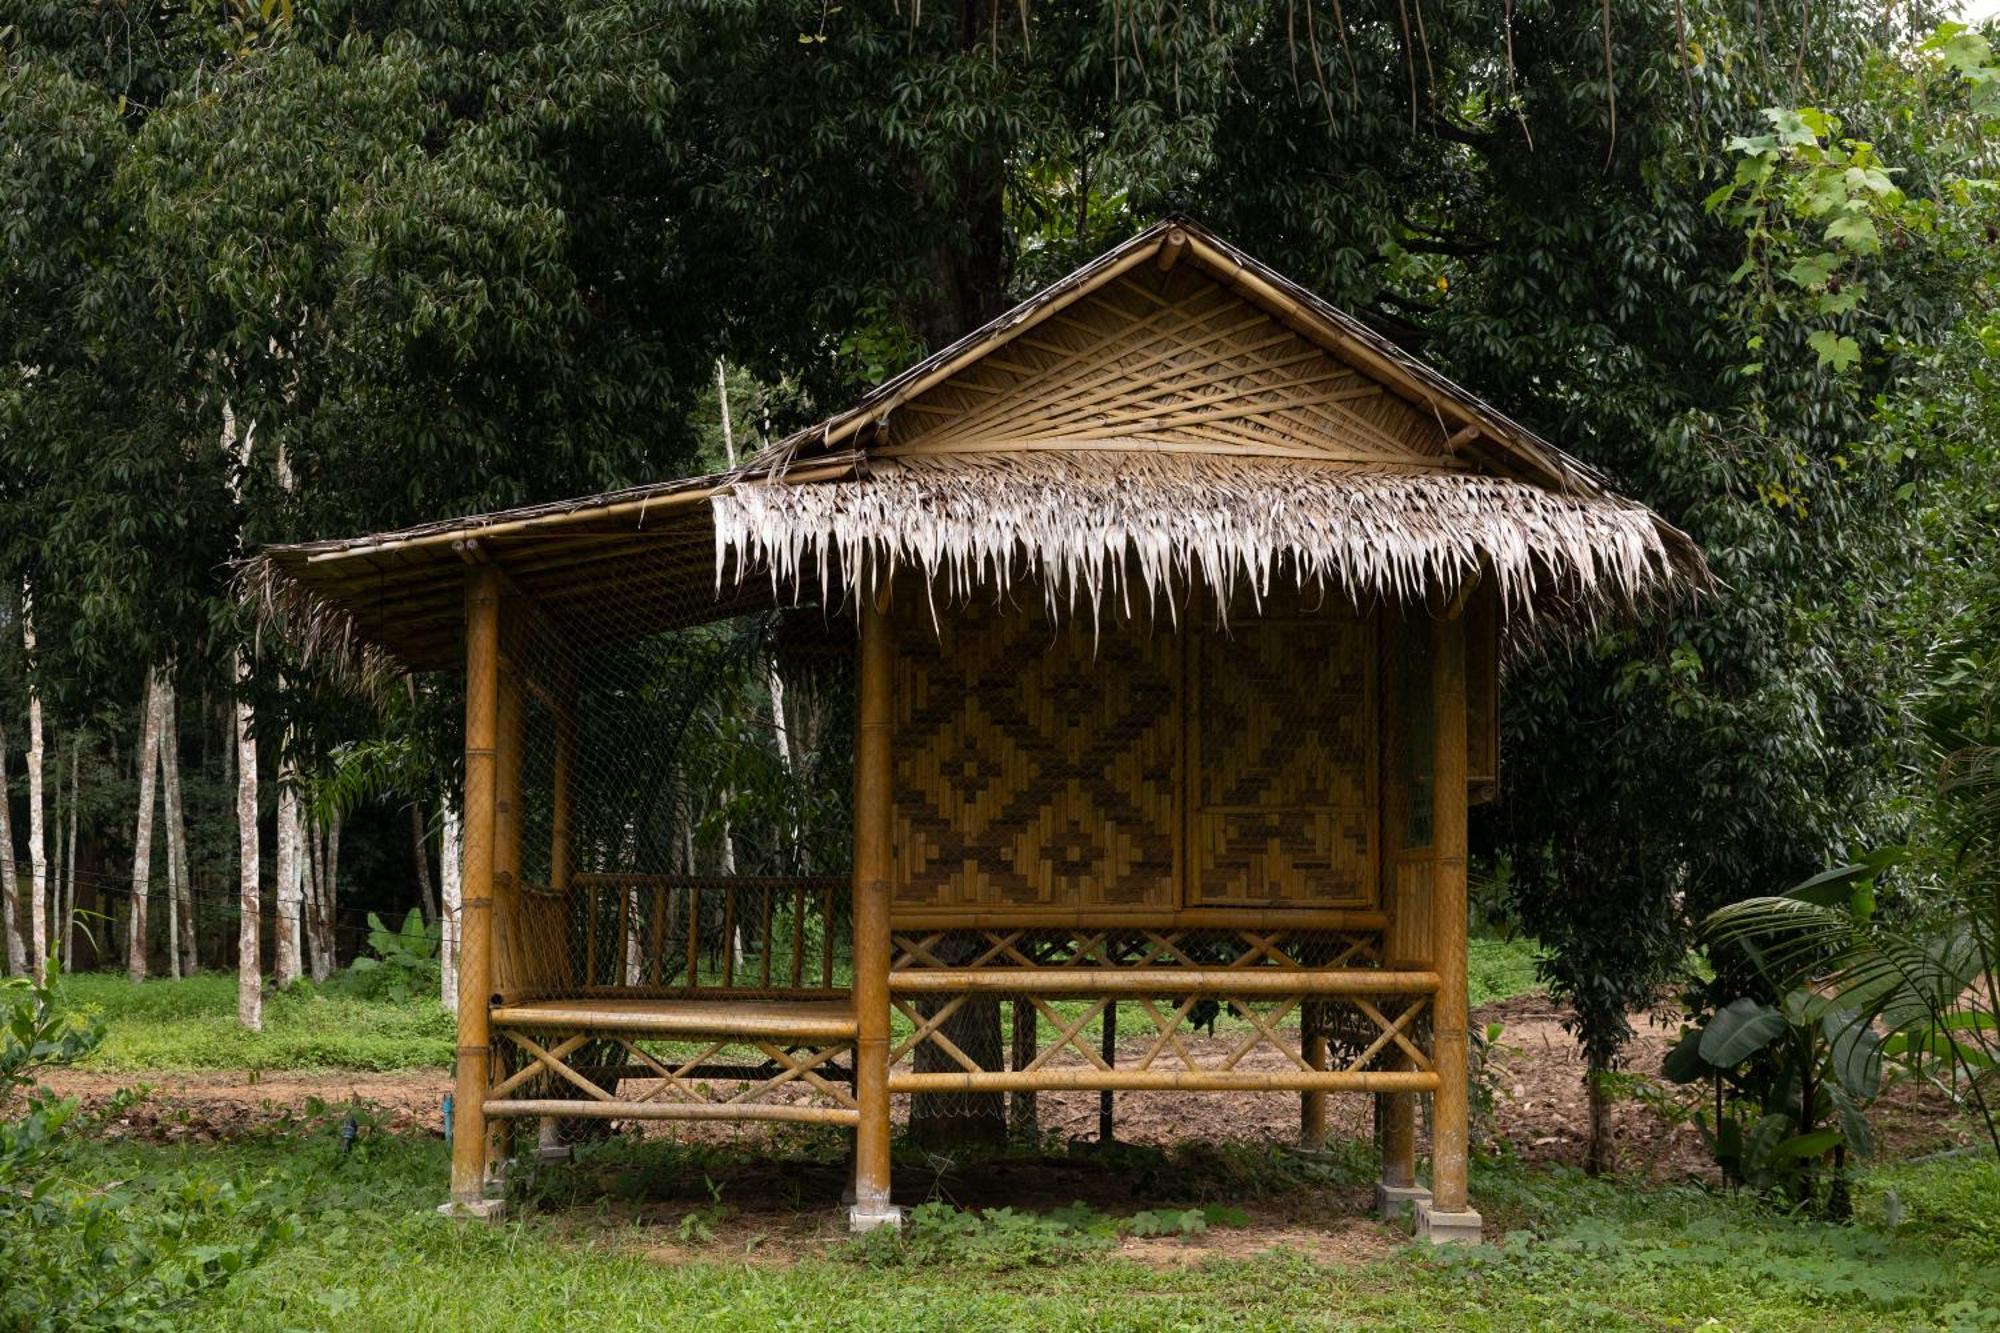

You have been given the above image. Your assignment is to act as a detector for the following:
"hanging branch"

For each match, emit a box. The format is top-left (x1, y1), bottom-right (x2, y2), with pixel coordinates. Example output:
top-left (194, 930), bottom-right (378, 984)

top-left (1395, 0), bottom-right (1419, 134)
top-left (1329, 0), bottom-right (1360, 110)
top-left (1503, 0), bottom-right (1533, 149)
top-left (1600, 0), bottom-right (1618, 172)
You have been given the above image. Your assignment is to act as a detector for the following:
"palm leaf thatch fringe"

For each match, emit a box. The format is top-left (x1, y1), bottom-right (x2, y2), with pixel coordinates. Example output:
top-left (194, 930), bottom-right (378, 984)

top-left (234, 556), bottom-right (404, 694)
top-left (713, 452), bottom-right (1706, 625)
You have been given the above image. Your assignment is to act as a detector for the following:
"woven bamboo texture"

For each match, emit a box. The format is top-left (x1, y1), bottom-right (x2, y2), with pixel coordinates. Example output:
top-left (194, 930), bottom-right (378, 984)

top-left (890, 595), bottom-right (1180, 912)
top-left (883, 264), bottom-right (1453, 468)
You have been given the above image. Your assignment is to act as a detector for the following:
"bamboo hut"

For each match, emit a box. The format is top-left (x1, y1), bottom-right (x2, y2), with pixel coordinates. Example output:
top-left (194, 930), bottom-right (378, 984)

top-left (250, 220), bottom-right (1704, 1242)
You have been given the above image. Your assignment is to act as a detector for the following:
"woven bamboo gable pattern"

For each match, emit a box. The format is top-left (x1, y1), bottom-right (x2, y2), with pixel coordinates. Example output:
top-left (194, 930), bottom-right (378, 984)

top-left (879, 263), bottom-right (1454, 468)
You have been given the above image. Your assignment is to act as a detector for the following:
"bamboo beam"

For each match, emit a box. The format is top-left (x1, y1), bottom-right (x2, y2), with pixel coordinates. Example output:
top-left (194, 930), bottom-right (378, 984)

top-left (888, 908), bottom-right (1388, 931)
top-left (888, 1069), bottom-right (1440, 1094)
top-left (1430, 608), bottom-right (1472, 1214)
top-left (450, 566), bottom-right (500, 1208)
top-left (888, 968), bottom-right (1438, 995)
top-left (850, 582), bottom-right (897, 1225)
top-left (484, 1100), bottom-right (860, 1126)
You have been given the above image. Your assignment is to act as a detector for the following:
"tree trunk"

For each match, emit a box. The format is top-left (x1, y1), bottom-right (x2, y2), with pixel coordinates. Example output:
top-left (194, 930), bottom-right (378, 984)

top-left (273, 778), bottom-right (302, 988)
top-left (234, 656), bottom-right (262, 1031)
top-left (1583, 1064), bottom-right (1616, 1176)
top-left (307, 812), bottom-right (339, 981)
top-left (23, 600), bottom-right (49, 983)
top-left (908, 933), bottom-right (1008, 1147)
top-left (128, 670), bottom-right (164, 984)
top-left (160, 682), bottom-right (195, 975)
top-left (0, 722), bottom-right (23, 976)
top-left (439, 789), bottom-right (461, 1010)
top-left (62, 732), bottom-right (79, 970)
top-left (411, 801), bottom-right (437, 925)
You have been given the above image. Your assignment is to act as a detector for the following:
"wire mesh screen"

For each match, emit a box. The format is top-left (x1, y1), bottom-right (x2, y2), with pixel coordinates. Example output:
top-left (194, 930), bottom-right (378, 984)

top-left (496, 582), bottom-right (857, 1005)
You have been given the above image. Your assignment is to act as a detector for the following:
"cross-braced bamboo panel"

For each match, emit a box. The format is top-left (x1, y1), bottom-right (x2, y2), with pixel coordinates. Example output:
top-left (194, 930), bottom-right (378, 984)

top-left (881, 925), bottom-right (1434, 1100)
top-left (485, 1002), bottom-right (860, 1127)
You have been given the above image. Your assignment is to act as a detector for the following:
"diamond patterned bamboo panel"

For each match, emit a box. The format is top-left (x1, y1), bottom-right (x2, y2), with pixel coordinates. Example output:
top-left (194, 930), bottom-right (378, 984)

top-left (1191, 615), bottom-right (1376, 905)
top-left (890, 597), bottom-right (1179, 911)
top-left (883, 264), bottom-right (1454, 467)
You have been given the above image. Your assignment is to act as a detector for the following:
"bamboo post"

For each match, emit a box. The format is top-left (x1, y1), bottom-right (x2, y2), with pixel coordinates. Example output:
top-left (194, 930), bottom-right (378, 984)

top-left (1418, 608), bottom-right (1481, 1243)
top-left (446, 566), bottom-right (503, 1219)
top-left (849, 581), bottom-right (900, 1230)
top-left (489, 619), bottom-right (526, 1179)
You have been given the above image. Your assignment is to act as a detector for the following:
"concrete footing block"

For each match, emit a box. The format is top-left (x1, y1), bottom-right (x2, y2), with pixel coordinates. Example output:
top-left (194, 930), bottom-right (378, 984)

top-left (848, 1202), bottom-right (906, 1233)
top-left (1414, 1200), bottom-right (1484, 1245)
top-left (436, 1198), bottom-right (509, 1224)
top-left (1375, 1182), bottom-right (1432, 1222)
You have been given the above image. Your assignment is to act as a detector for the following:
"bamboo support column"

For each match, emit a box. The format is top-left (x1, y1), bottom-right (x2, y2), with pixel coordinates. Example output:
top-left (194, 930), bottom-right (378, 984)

top-left (849, 583), bottom-right (900, 1230)
top-left (448, 567), bottom-right (502, 1216)
top-left (536, 688), bottom-right (576, 1163)
top-left (1419, 608), bottom-right (1481, 1241)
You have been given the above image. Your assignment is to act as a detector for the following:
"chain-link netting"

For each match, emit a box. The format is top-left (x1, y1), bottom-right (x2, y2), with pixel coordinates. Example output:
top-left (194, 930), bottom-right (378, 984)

top-left (482, 541), bottom-right (858, 1147)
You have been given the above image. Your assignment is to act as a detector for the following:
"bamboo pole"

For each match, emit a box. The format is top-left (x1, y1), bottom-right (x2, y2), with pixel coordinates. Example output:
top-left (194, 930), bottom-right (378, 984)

top-left (450, 567), bottom-right (501, 1208)
top-left (888, 968), bottom-right (1439, 995)
top-left (850, 582), bottom-right (896, 1225)
top-left (1429, 609), bottom-right (1471, 1214)
top-left (484, 1099), bottom-right (860, 1126)
top-left (889, 1069), bottom-right (1440, 1094)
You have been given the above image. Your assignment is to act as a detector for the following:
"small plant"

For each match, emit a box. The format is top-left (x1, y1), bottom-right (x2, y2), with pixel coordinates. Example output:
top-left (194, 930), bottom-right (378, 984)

top-left (336, 908), bottom-right (441, 1004)
top-left (1, 965), bottom-right (296, 1330)
top-left (848, 1201), bottom-right (1114, 1271)
top-left (676, 1176), bottom-right (732, 1244)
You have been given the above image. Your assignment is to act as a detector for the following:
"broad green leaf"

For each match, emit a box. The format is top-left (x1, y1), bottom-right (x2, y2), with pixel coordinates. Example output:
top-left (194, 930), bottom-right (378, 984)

top-left (1807, 330), bottom-right (1862, 370)
top-left (1699, 998), bottom-right (1787, 1066)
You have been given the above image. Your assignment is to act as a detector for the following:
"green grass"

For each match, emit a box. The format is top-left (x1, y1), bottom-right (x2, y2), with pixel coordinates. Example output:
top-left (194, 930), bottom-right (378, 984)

top-left (57, 1120), bottom-right (2000, 1331)
top-left (56, 973), bottom-right (454, 1073)
top-left (51, 942), bottom-right (1548, 1078)
top-left (1467, 935), bottom-right (1541, 1010)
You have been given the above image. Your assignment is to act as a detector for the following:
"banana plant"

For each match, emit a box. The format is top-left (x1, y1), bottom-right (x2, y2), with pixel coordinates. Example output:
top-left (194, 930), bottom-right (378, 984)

top-left (1664, 960), bottom-right (1883, 1214)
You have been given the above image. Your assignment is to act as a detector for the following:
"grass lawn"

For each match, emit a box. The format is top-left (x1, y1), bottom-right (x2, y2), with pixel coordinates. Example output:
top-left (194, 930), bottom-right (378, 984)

top-left (58, 1119), bottom-right (2000, 1332)
top-left (51, 936), bottom-right (1547, 1077)
top-left (56, 973), bottom-right (455, 1073)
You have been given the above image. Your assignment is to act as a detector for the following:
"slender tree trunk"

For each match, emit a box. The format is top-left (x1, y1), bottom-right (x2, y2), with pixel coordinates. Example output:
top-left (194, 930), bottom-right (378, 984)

top-left (234, 655), bottom-right (262, 1031)
top-left (307, 813), bottom-right (339, 981)
top-left (1583, 1064), bottom-right (1616, 1176)
top-left (411, 801), bottom-right (437, 925)
top-left (0, 722), bottom-right (23, 976)
top-left (273, 778), bottom-right (301, 988)
top-left (62, 732), bottom-right (79, 970)
top-left (23, 600), bottom-right (49, 983)
top-left (129, 671), bottom-right (164, 983)
top-left (161, 697), bottom-right (194, 974)
top-left (439, 791), bottom-right (461, 1010)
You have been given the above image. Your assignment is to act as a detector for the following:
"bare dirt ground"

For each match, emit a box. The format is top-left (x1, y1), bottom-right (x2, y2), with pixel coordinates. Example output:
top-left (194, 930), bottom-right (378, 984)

top-left (42, 990), bottom-right (1973, 1264)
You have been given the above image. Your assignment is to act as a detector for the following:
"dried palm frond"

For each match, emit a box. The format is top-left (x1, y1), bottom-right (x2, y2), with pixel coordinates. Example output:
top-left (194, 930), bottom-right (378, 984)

top-left (714, 450), bottom-right (1706, 626)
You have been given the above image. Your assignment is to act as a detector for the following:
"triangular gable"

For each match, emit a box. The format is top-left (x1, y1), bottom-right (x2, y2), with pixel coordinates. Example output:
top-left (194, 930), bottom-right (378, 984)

top-left (767, 219), bottom-right (1587, 495)
top-left (878, 260), bottom-right (1460, 470)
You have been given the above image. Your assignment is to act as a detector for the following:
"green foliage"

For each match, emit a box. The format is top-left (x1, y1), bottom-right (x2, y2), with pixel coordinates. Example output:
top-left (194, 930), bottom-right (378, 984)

top-left (849, 1201), bottom-right (1115, 1271)
top-left (332, 908), bottom-right (440, 1005)
top-left (1, 969), bottom-right (295, 1331)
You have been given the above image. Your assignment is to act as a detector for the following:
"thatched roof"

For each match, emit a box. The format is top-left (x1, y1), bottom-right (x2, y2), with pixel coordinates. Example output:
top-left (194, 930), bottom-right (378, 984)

top-left (248, 219), bottom-right (1705, 675)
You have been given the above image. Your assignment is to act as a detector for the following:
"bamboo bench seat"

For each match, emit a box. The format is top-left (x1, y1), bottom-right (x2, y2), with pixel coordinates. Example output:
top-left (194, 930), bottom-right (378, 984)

top-left (488, 997), bottom-right (857, 1043)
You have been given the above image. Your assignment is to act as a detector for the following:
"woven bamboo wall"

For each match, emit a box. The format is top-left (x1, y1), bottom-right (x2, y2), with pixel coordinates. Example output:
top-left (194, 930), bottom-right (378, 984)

top-left (890, 594), bottom-right (1181, 912)
top-left (889, 586), bottom-right (1381, 915)
top-left (1189, 612), bottom-right (1376, 907)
